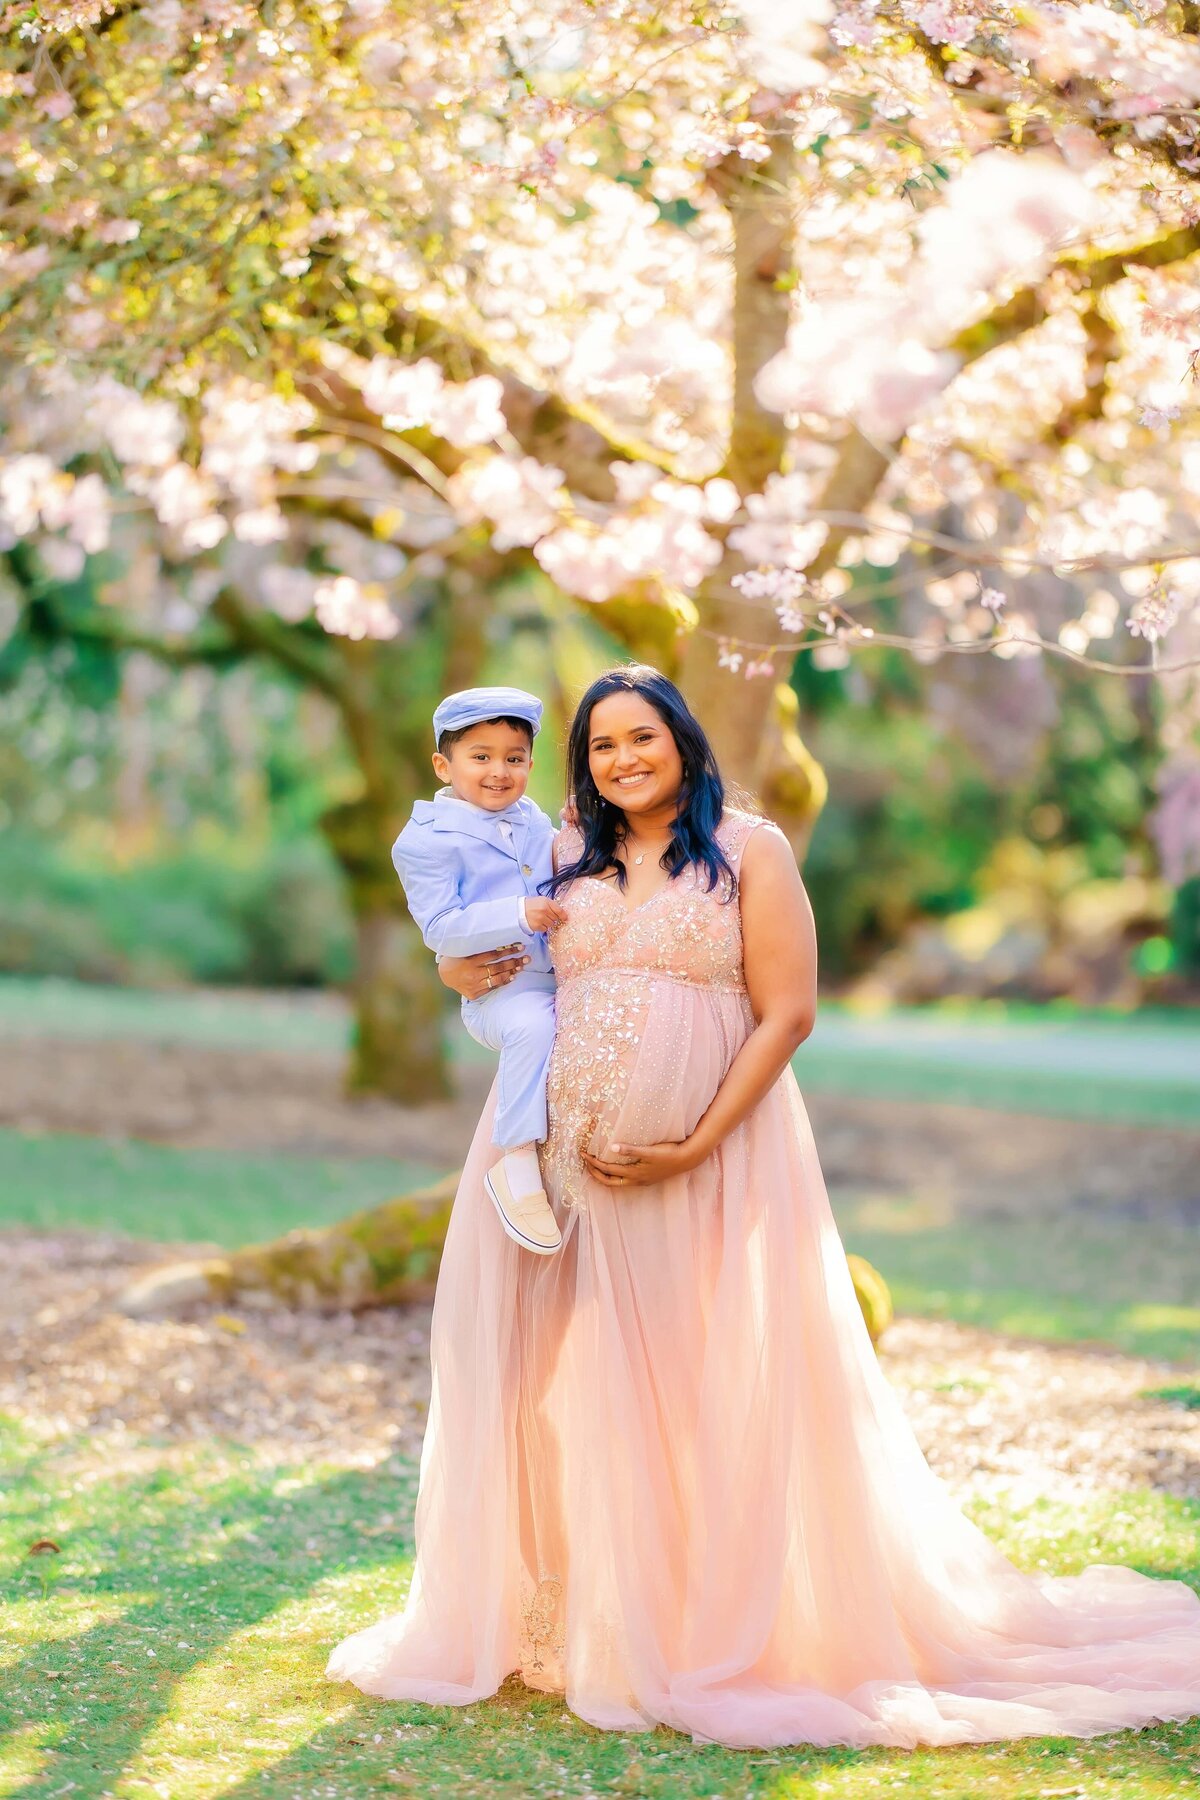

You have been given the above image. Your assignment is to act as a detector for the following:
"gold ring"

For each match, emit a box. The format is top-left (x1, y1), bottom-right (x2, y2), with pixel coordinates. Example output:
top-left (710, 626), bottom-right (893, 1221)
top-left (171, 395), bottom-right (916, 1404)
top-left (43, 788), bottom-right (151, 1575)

top-left (486, 973), bottom-right (493, 989)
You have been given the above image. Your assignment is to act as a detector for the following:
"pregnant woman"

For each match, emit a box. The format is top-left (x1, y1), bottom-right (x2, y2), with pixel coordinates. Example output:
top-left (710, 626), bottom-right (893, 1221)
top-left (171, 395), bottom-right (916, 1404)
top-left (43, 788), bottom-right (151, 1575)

top-left (327, 664), bottom-right (1200, 1748)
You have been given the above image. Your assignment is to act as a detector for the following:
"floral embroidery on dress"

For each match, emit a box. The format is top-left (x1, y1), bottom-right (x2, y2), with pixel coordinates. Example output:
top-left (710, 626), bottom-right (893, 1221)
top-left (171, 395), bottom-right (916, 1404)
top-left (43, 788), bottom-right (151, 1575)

top-left (543, 810), bottom-right (764, 1208)
top-left (521, 1573), bottom-right (566, 1674)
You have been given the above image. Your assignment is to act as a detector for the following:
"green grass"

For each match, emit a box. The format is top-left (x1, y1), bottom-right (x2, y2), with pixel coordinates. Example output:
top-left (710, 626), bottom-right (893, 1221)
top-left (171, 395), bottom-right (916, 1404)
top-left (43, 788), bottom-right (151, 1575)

top-left (838, 1192), bottom-right (1200, 1365)
top-left (4, 976), bottom-right (1199, 1123)
top-left (2, 1298), bottom-right (1197, 1800)
top-left (3, 1135), bottom-right (1197, 1363)
top-left (1, 1416), bottom-right (1197, 1800)
top-left (0, 1130), bottom-right (440, 1247)
top-left (795, 1051), bottom-right (1200, 1127)
top-left (2, 982), bottom-right (1199, 1793)
top-left (0, 977), bottom-right (350, 1055)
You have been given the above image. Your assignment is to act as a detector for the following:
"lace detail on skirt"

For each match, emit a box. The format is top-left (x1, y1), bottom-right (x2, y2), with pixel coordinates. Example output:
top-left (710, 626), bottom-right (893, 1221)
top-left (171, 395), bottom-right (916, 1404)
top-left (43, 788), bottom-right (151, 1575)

top-left (520, 1572), bottom-right (566, 1689)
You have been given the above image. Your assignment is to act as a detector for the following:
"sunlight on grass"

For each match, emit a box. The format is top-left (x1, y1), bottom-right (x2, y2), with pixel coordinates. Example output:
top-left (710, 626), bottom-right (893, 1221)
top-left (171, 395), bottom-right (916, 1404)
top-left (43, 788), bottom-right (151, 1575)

top-left (765, 1739), bottom-right (1200, 1800)
top-left (0, 1129), bottom-right (436, 1245)
top-left (0, 1723), bottom-right (53, 1797)
top-left (0, 1597), bottom-right (129, 1663)
top-left (1123, 1303), bottom-right (1200, 1337)
top-left (119, 1569), bottom-right (421, 1800)
top-left (834, 1192), bottom-right (1200, 1365)
top-left (2, 1411), bottom-right (1198, 1800)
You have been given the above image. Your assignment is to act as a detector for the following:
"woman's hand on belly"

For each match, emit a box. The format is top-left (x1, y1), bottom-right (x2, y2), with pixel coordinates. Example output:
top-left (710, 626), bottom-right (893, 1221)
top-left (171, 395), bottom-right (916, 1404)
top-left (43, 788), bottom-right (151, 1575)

top-left (581, 1135), bottom-right (705, 1188)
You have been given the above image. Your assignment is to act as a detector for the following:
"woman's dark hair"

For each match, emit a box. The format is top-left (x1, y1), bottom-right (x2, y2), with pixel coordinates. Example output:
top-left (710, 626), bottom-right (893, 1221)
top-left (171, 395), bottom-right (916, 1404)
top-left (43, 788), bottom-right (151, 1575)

top-left (545, 665), bottom-right (738, 899)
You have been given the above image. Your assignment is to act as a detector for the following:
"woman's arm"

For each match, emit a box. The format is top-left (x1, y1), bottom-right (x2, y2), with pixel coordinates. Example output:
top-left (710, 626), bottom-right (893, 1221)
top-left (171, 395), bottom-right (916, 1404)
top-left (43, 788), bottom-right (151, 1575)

top-left (584, 824), bottom-right (816, 1186)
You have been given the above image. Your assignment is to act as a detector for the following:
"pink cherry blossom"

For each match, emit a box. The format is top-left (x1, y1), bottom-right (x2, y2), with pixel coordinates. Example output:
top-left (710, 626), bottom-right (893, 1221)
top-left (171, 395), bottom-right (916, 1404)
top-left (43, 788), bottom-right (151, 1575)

top-left (0, 454), bottom-right (62, 540)
top-left (446, 454), bottom-right (566, 550)
top-left (429, 375), bottom-right (507, 448)
top-left (728, 475), bottom-right (829, 570)
top-left (260, 564), bottom-right (319, 623)
top-left (361, 357), bottom-right (444, 430)
top-left (1127, 584), bottom-right (1182, 643)
top-left (233, 506), bottom-right (289, 545)
top-left (313, 575), bottom-right (400, 641)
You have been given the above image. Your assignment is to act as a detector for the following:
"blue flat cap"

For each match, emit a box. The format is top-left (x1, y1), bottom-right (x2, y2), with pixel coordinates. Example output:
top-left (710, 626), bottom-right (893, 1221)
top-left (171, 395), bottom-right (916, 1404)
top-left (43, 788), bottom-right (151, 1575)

top-left (432, 685), bottom-right (543, 743)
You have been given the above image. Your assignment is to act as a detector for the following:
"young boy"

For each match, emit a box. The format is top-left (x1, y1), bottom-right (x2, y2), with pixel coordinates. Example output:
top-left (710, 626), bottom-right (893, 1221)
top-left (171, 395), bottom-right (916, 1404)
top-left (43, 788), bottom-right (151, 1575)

top-left (393, 685), bottom-right (566, 1255)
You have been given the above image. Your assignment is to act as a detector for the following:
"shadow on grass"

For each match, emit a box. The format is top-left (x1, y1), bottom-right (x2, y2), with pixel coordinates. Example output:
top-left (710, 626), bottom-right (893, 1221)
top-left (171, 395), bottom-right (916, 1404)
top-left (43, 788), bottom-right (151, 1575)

top-left (3, 1423), bottom-right (1199, 1800)
top-left (215, 1674), bottom-right (1200, 1800)
top-left (0, 1430), bottom-right (413, 1799)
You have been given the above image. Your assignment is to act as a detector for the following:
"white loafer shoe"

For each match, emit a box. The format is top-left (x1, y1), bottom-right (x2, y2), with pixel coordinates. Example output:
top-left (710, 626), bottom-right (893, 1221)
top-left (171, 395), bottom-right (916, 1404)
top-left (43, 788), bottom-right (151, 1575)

top-left (484, 1162), bottom-right (563, 1255)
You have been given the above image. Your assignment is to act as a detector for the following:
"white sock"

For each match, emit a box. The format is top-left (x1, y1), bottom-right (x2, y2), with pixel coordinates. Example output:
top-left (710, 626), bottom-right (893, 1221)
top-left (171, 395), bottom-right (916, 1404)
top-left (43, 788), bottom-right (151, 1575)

top-left (502, 1144), bottom-right (544, 1200)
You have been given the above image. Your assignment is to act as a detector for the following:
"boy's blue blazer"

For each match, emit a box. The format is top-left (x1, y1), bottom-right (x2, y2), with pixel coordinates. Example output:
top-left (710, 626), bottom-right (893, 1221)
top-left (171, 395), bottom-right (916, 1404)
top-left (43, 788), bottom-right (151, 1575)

top-left (392, 789), bottom-right (556, 974)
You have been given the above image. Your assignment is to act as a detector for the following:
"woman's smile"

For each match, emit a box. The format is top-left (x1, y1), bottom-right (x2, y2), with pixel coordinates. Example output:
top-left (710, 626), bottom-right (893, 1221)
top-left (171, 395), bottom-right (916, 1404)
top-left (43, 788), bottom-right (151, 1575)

top-left (588, 692), bottom-right (684, 821)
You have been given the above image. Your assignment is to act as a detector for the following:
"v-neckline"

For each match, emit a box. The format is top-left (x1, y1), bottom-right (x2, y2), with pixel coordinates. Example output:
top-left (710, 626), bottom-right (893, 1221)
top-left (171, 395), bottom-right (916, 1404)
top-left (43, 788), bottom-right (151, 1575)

top-left (582, 873), bottom-right (677, 920)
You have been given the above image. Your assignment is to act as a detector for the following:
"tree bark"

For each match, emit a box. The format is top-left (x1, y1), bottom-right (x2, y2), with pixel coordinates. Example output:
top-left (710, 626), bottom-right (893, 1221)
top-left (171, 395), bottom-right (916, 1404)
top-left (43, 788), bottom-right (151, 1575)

top-left (677, 137), bottom-right (829, 849)
top-left (320, 792), bottom-right (450, 1100)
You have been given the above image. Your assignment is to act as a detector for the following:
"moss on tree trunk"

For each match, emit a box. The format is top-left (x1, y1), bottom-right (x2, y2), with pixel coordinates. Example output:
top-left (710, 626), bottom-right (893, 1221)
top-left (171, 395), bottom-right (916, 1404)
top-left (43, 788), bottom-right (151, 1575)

top-left (117, 1173), bottom-right (893, 1345)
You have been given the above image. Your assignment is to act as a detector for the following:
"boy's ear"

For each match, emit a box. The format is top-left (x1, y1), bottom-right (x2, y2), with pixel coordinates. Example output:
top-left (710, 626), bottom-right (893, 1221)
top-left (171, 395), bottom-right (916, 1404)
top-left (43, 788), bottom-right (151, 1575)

top-left (432, 749), bottom-right (451, 784)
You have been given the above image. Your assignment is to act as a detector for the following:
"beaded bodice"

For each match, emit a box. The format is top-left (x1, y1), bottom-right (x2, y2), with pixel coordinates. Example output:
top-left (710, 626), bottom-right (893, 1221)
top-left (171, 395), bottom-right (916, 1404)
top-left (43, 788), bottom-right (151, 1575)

top-left (542, 811), bottom-right (764, 1207)
top-left (548, 809), bottom-right (761, 994)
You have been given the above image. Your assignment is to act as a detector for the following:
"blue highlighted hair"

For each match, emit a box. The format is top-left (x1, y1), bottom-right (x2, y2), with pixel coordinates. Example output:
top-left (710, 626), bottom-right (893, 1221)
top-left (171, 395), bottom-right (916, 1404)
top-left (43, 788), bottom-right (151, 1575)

top-left (545, 665), bottom-right (739, 900)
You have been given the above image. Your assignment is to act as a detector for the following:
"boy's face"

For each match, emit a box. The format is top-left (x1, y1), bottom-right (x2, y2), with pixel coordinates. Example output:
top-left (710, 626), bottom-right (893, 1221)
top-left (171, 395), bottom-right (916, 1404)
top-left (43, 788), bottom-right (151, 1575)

top-left (433, 719), bottom-right (533, 812)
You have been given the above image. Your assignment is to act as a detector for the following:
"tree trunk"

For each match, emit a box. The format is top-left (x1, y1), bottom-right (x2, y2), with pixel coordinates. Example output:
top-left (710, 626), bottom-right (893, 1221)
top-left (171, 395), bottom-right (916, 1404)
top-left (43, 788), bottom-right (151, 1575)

top-left (317, 562), bottom-right (499, 1103)
top-left (321, 793), bottom-right (452, 1102)
top-left (680, 136), bottom-right (829, 853)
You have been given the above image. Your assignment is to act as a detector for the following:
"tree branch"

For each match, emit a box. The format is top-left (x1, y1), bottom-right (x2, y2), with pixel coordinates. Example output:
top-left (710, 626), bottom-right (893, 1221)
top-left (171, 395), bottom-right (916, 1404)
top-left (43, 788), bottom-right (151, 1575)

top-left (952, 221), bottom-right (1200, 368)
top-left (383, 305), bottom-right (688, 494)
top-left (22, 582), bottom-right (244, 671)
top-left (208, 585), bottom-right (350, 703)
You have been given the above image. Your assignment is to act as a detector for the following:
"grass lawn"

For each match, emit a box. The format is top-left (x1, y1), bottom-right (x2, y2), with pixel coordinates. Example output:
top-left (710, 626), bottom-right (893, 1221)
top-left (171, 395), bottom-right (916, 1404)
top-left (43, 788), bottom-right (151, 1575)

top-left (3, 979), bottom-right (1199, 1795)
top-left (3, 1127), bottom-right (1197, 1364)
top-left (0, 1130), bottom-right (437, 1247)
top-left (3, 975), bottom-right (1199, 1125)
top-left (835, 1191), bottom-right (1200, 1365)
top-left (2, 1417), bottom-right (1198, 1800)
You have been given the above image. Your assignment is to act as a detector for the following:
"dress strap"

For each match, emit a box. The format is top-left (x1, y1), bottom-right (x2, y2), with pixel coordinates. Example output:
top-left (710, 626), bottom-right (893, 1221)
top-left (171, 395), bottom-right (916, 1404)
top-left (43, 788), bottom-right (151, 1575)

top-left (553, 821), bottom-right (585, 872)
top-left (717, 807), bottom-right (770, 872)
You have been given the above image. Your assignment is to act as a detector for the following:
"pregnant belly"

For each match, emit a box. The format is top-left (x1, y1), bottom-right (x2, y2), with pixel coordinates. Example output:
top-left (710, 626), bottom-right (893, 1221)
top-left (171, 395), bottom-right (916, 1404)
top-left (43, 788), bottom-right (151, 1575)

top-left (544, 972), bottom-right (751, 1201)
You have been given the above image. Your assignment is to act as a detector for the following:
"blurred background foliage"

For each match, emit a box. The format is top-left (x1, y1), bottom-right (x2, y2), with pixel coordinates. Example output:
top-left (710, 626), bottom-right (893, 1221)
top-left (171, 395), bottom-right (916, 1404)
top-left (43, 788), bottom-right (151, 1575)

top-left (1, 554), bottom-right (1196, 1007)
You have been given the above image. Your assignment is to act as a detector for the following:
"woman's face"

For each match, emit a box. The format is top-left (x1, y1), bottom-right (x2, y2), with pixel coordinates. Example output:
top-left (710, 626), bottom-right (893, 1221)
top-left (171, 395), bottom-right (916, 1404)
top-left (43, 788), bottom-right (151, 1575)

top-left (586, 691), bottom-right (685, 821)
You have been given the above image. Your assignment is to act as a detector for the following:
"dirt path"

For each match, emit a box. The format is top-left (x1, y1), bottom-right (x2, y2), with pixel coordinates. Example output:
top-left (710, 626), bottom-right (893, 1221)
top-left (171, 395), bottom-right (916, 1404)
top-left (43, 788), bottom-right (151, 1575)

top-left (2, 1229), bottom-right (1196, 1505)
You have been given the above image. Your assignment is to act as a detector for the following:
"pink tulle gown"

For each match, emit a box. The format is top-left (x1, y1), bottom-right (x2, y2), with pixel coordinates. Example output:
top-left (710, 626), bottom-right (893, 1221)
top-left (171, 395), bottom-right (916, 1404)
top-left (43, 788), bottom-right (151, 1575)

top-left (327, 810), bottom-right (1200, 1748)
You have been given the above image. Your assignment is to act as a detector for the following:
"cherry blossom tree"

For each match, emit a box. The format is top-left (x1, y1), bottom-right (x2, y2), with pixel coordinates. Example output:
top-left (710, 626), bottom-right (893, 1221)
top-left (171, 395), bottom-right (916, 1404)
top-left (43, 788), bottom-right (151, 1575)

top-left (4, 0), bottom-right (1200, 1093)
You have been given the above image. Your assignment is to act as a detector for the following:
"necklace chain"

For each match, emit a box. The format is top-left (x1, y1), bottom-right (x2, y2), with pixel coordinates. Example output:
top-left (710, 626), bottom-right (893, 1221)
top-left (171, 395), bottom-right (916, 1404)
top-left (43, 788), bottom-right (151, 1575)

top-left (620, 827), bottom-right (668, 870)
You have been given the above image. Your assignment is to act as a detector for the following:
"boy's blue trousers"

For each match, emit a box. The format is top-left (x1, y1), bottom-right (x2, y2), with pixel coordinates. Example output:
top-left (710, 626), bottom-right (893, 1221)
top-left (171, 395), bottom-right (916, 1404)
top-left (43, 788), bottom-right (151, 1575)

top-left (461, 972), bottom-right (557, 1149)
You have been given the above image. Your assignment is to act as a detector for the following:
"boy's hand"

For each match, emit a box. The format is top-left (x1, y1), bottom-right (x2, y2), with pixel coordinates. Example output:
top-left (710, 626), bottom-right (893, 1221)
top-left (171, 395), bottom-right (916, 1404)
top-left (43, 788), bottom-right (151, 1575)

top-left (524, 896), bottom-right (568, 933)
